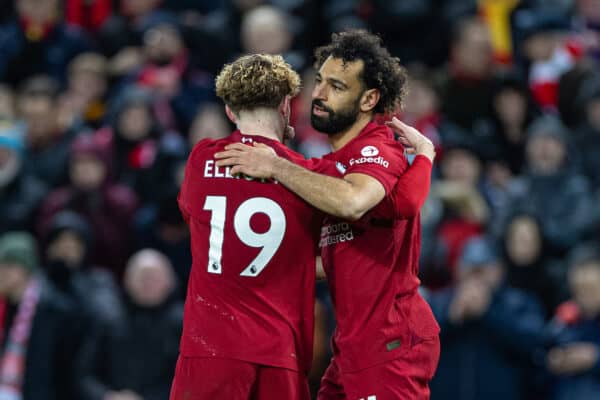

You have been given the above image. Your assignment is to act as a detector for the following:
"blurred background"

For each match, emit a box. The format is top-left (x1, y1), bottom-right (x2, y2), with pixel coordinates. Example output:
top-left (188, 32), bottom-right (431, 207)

top-left (0, 0), bottom-right (600, 399)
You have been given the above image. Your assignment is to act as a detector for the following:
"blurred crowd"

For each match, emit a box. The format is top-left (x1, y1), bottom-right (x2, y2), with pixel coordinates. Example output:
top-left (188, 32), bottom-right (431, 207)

top-left (0, 0), bottom-right (600, 399)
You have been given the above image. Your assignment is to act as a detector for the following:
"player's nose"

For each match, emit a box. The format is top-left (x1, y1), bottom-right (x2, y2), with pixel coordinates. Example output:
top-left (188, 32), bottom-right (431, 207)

top-left (312, 82), bottom-right (327, 101)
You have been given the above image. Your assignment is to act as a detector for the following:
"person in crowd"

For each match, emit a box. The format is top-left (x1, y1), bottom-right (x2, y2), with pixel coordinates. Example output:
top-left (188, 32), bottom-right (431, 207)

top-left (0, 231), bottom-right (82, 400)
top-left (17, 75), bottom-right (81, 186)
top-left (502, 212), bottom-right (568, 318)
top-left (59, 52), bottom-right (110, 130)
top-left (0, 122), bottom-right (47, 235)
top-left (37, 132), bottom-right (138, 277)
top-left (499, 114), bottom-right (598, 255)
top-left (573, 75), bottom-right (600, 187)
top-left (76, 249), bottom-right (183, 400)
top-left (0, 0), bottom-right (90, 85)
top-left (439, 16), bottom-right (497, 139)
top-left (42, 211), bottom-right (122, 326)
top-left (428, 236), bottom-right (546, 400)
top-left (546, 247), bottom-right (600, 400)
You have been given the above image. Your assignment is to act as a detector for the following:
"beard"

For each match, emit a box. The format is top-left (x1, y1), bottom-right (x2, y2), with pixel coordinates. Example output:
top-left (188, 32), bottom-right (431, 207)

top-left (310, 98), bottom-right (360, 135)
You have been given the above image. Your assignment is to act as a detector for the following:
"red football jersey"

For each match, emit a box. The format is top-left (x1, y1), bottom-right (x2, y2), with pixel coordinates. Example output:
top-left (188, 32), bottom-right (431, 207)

top-left (178, 131), bottom-right (337, 373)
top-left (321, 122), bottom-right (440, 373)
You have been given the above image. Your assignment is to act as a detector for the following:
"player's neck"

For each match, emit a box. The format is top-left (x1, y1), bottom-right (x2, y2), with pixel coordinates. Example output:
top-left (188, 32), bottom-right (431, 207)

top-left (236, 112), bottom-right (284, 142)
top-left (328, 113), bottom-right (372, 151)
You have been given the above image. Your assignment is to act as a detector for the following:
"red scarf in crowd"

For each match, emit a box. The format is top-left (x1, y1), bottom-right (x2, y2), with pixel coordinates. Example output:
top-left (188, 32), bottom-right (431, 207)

top-left (0, 279), bottom-right (41, 400)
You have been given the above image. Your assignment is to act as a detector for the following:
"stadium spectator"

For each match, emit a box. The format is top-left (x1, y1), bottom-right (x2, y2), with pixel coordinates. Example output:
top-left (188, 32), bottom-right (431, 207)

top-left (0, 231), bottom-right (82, 400)
top-left (0, 0), bottom-right (90, 86)
top-left (17, 76), bottom-right (80, 187)
top-left (42, 211), bottom-right (122, 326)
top-left (76, 249), bottom-right (182, 400)
top-left (428, 236), bottom-right (546, 400)
top-left (37, 132), bottom-right (138, 277)
top-left (0, 122), bottom-right (47, 235)
top-left (546, 248), bottom-right (600, 399)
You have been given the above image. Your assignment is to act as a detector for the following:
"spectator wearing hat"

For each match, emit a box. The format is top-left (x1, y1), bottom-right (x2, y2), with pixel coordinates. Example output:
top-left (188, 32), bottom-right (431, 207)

top-left (497, 114), bottom-right (599, 255)
top-left (0, 121), bottom-right (47, 235)
top-left (427, 236), bottom-right (546, 400)
top-left (0, 231), bottom-right (82, 400)
top-left (42, 211), bottom-right (123, 327)
top-left (105, 86), bottom-right (162, 199)
top-left (545, 248), bottom-right (600, 400)
top-left (37, 132), bottom-right (139, 278)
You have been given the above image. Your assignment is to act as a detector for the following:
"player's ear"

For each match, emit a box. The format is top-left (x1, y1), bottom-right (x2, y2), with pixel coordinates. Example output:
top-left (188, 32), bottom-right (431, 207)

top-left (279, 96), bottom-right (291, 120)
top-left (360, 88), bottom-right (380, 113)
top-left (225, 105), bottom-right (237, 124)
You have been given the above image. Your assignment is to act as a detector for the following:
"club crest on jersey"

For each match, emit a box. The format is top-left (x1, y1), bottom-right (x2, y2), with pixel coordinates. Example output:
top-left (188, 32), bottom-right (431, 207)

top-left (361, 145), bottom-right (379, 157)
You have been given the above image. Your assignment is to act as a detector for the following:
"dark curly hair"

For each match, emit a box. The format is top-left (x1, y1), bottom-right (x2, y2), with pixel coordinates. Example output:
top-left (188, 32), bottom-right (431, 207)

top-left (314, 30), bottom-right (407, 115)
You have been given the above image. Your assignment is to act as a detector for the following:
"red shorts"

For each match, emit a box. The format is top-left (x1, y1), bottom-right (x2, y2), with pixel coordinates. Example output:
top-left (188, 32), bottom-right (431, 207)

top-left (317, 338), bottom-right (440, 400)
top-left (169, 356), bottom-right (310, 400)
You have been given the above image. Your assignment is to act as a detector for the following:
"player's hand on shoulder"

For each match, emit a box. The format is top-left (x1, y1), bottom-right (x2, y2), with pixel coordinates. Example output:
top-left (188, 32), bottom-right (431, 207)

top-left (385, 117), bottom-right (435, 162)
top-left (215, 142), bottom-right (280, 179)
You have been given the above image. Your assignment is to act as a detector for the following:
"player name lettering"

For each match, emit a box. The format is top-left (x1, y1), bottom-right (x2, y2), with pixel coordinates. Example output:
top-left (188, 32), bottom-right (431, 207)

top-left (348, 156), bottom-right (389, 168)
top-left (319, 222), bottom-right (354, 247)
top-left (204, 160), bottom-right (278, 183)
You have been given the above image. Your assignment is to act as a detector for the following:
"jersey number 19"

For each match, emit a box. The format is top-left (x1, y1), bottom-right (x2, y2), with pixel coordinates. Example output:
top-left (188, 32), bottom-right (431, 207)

top-left (203, 196), bottom-right (286, 277)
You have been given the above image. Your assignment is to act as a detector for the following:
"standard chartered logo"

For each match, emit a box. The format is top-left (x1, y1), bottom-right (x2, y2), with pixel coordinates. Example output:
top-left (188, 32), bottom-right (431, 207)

top-left (319, 222), bottom-right (354, 247)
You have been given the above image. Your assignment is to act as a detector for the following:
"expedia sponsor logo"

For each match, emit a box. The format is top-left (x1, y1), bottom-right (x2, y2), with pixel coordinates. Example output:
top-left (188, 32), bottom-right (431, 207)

top-left (361, 145), bottom-right (379, 157)
top-left (336, 162), bottom-right (347, 174)
top-left (319, 222), bottom-right (354, 247)
top-left (348, 156), bottom-right (389, 168)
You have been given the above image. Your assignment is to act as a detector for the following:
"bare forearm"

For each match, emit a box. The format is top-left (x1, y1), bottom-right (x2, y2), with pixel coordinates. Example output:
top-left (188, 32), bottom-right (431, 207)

top-left (272, 157), bottom-right (363, 220)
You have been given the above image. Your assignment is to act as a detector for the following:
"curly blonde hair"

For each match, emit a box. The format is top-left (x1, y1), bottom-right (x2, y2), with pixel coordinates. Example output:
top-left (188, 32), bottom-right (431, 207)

top-left (215, 54), bottom-right (301, 113)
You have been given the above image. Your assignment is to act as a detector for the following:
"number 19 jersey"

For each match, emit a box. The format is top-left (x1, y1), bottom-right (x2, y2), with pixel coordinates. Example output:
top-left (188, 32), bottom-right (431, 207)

top-left (178, 131), bottom-right (337, 374)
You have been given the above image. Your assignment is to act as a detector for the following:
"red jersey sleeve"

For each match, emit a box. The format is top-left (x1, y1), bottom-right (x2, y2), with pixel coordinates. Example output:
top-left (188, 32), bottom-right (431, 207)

top-left (389, 155), bottom-right (432, 219)
top-left (340, 138), bottom-right (407, 194)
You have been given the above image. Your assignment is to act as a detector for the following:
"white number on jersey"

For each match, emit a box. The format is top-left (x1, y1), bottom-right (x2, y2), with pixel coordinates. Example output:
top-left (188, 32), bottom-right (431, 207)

top-left (203, 196), bottom-right (286, 277)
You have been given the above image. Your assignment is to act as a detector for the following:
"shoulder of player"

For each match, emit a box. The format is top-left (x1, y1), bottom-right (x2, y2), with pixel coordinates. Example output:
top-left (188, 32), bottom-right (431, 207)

top-left (346, 136), bottom-right (405, 159)
top-left (271, 145), bottom-right (337, 174)
top-left (268, 141), bottom-right (301, 159)
top-left (187, 137), bottom-right (229, 163)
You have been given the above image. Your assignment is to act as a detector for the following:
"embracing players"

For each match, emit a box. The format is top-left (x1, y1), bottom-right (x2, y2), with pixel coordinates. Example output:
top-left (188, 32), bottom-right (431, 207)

top-left (216, 30), bottom-right (440, 399)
